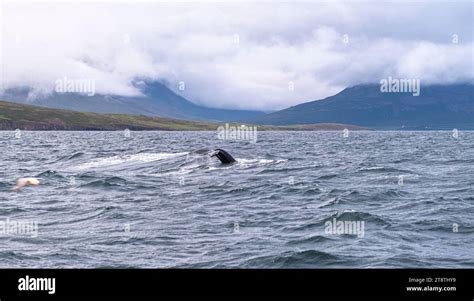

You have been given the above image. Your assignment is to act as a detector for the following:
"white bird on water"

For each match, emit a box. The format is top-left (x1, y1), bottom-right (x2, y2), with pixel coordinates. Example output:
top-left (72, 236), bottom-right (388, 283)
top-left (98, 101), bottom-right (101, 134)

top-left (12, 178), bottom-right (40, 191)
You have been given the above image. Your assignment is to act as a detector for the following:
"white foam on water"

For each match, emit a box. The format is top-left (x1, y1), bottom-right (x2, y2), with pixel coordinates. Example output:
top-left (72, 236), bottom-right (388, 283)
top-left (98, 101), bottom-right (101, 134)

top-left (207, 158), bottom-right (287, 170)
top-left (237, 158), bottom-right (287, 166)
top-left (73, 152), bottom-right (188, 170)
top-left (361, 166), bottom-right (385, 171)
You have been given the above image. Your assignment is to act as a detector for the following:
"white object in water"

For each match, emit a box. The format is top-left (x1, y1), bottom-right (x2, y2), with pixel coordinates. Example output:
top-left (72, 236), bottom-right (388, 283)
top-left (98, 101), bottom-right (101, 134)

top-left (12, 178), bottom-right (40, 191)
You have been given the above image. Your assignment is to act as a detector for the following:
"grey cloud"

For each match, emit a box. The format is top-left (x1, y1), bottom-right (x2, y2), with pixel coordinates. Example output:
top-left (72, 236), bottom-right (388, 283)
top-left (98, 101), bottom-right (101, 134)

top-left (1, 1), bottom-right (472, 110)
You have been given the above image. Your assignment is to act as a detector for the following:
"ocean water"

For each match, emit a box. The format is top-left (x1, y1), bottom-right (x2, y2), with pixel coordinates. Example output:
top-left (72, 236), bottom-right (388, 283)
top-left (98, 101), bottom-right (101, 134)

top-left (0, 131), bottom-right (473, 268)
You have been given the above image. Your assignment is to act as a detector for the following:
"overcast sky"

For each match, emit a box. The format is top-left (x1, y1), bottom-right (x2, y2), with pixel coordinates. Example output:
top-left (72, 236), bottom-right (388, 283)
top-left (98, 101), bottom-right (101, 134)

top-left (1, 0), bottom-right (473, 110)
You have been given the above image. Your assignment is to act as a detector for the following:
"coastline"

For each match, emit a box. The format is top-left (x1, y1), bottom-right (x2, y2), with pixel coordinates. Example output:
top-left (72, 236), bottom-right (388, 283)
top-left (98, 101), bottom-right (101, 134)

top-left (0, 100), bottom-right (366, 131)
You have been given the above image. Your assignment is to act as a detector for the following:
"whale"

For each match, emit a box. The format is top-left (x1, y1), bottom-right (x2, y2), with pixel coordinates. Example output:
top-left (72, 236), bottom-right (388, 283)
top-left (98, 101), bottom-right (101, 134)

top-left (210, 149), bottom-right (236, 164)
top-left (192, 148), bottom-right (236, 164)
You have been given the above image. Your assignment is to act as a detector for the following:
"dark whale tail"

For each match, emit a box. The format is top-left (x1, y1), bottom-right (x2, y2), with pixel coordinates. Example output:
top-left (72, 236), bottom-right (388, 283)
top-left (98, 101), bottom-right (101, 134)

top-left (191, 148), bottom-right (236, 164)
top-left (211, 149), bottom-right (236, 164)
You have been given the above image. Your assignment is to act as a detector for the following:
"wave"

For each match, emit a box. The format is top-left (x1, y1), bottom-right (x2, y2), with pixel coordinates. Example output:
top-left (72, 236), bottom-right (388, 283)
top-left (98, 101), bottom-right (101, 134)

top-left (67, 152), bottom-right (85, 160)
top-left (0, 250), bottom-right (36, 263)
top-left (317, 173), bottom-right (338, 180)
top-left (0, 181), bottom-right (14, 191)
top-left (357, 166), bottom-right (415, 174)
top-left (79, 176), bottom-right (128, 189)
top-left (73, 152), bottom-right (188, 170)
top-left (328, 210), bottom-right (391, 226)
top-left (237, 158), bottom-right (285, 165)
top-left (207, 158), bottom-right (286, 171)
top-left (286, 235), bottom-right (334, 246)
top-left (36, 170), bottom-right (67, 180)
top-left (303, 188), bottom-right (322, 196)
top-left (290, 210), bottom-right (390, 233)
top-left (317, 197), bottom-right (340, 208)
top-left (257, 165), bottom-right (319, 175)
top-left (243, 249), bottom-right (344, 268)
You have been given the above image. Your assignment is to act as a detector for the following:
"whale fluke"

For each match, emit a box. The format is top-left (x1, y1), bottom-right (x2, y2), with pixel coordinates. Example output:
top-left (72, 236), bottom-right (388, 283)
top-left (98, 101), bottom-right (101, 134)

top-left (211, 149), bottom-right (236, 164)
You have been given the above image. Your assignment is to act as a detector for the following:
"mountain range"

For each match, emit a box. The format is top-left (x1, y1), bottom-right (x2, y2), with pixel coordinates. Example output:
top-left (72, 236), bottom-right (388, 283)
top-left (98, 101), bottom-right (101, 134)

top-left (1, 82), bottom-right (473, 129)
top-left (249, 83), bottom-right (474, 130)
top-left (0, 81), bottom-right (265, 122)
top-left (0, 100), bottom-right (364, 131)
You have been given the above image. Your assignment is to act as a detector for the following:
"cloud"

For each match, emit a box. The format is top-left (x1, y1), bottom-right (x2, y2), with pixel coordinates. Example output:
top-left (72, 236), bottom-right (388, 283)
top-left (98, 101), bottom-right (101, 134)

top-left (1, 0), bottom-right (472, 110)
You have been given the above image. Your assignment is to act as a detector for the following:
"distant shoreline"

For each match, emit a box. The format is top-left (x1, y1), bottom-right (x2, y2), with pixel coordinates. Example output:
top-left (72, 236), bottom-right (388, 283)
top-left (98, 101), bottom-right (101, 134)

top-left (3, 100), bottom-right (473, 131)
top-left (0, 100), bottom-right (366, 131)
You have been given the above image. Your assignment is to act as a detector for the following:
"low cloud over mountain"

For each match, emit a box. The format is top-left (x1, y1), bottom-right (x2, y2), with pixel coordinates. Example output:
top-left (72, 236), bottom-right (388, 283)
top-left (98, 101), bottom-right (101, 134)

top-left (1, 1), bottom-right (472, 111)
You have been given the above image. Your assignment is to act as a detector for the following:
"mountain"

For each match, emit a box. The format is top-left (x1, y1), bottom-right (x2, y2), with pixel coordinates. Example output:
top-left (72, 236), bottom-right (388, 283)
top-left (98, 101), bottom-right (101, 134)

top-left (250, 84), bottom-right (474, 129)
top-left (0, 81), bottom-right (265, 122)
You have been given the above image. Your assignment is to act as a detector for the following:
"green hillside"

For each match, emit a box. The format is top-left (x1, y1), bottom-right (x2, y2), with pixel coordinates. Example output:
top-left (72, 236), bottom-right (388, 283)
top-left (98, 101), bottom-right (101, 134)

top-left (0, 100), bottom-right (221, 130)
